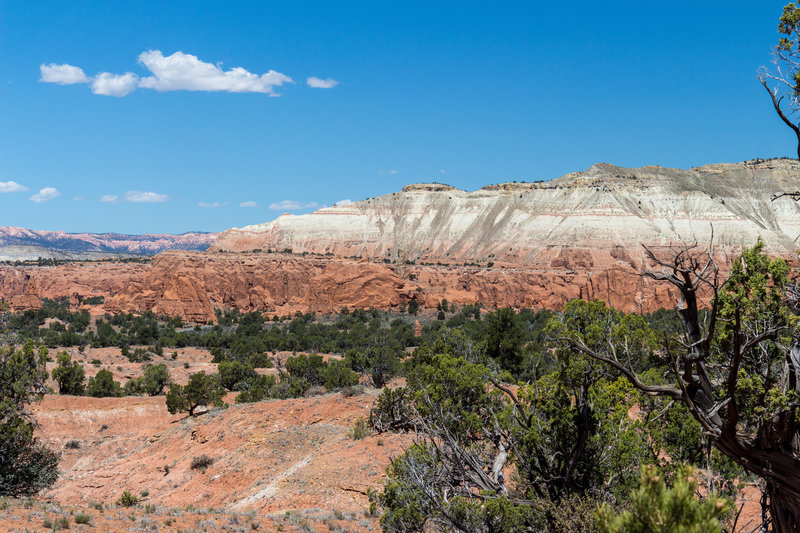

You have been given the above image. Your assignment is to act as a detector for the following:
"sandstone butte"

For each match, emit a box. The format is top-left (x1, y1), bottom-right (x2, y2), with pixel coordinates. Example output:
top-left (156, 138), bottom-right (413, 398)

top-left (2, 158), bottom-right (800, 323)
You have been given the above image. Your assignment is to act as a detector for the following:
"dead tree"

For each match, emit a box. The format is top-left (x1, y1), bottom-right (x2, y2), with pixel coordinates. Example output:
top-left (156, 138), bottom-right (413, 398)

top-left (759, 3), bottom-right (800, 160)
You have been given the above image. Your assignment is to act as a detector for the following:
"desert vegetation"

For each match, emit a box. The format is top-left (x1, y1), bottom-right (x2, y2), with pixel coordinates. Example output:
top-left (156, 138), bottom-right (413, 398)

top-left (0, 252), bottom-right (782, 531)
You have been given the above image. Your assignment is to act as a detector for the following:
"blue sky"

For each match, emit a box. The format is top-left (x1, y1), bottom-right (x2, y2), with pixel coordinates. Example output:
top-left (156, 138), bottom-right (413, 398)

top-left (0, 1), bottom-right (794, 234)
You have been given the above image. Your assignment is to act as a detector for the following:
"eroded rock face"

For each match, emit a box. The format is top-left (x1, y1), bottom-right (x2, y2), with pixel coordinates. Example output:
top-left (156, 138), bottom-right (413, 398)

top-left (211, 159), bottom-right (800, 263)
top-left (2, 160), bottom-right (799, 322)
top-left (0, 248), bottom-right (737, 322)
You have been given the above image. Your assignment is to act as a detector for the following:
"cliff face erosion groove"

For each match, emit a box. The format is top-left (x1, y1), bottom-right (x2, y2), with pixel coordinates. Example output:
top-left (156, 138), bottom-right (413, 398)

top-left (2, 159), bottom-right (800, 321)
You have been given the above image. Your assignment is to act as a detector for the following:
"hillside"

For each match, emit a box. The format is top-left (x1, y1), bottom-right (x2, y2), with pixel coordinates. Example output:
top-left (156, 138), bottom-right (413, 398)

top-left (211, 159), bottom-right (800, 262)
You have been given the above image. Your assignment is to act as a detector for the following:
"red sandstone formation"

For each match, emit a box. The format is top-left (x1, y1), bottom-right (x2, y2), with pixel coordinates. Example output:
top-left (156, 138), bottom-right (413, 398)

top-left (0, 247), bottom-right (739, 322)
top-left (2, 160), bottom-right (799, 321)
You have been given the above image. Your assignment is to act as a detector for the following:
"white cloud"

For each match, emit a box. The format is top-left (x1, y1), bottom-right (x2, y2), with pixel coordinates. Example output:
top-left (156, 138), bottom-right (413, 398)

top-left (40, 50), bottom-right (295, 97)
top-left (30, 187), bottom-right (60, 203)
top-left (138, 50), bottom-right (293, 95)
top-left (100, 195), bottom-right (119, 203)
top-left (306, 76), bottom-right (339, 89)
top-left (269, 200), bottom-right (320, 211)
top-left (91, 72), bottom-right (139, 97)
top-left (239, 201), bottom-right (258, 207)
top-left (73, 196), bottom-right (85, 201)
top-left (198, 201), bottom-right (227, 208)
top-left (440, 169), bottom-right (447, 174)
top-left (388, 169), bottom-right (398, 174)
top-left (39, 63), bottom-right (90, 85)
top-left (124, 190), bottom-right (169, 203)
top-left (0, 181), bottom-right (28, 193)
top-left (334, 199), bottom-right (353, 207)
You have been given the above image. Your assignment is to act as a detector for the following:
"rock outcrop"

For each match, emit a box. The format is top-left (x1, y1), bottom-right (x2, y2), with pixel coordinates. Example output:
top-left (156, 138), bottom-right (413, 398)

top-left (2, 159), bottom-right (799, 322)
top-left (211, 159), bottom-right (800, 264)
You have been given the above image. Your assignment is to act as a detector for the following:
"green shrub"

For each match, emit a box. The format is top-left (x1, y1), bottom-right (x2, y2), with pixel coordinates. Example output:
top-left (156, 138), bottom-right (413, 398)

top-left (218, 360), bottom-right (258, 391)
top-left (86, 369), bottom-right (122, 397)
top-left (234, 375), bottom-right (277, 404)
top-left (349, 418), bottom-right (371, 440)
top-left (597, 465), bottom-right (732, 533)
top-left (116, 490), bottom-right (139, 507)
top-left (166, 372), bottom-right (223, 416)
top-left (51, 351), bottom-right (85, 395)
top-left (74, 512), bottom-right (91, 524)
top-left (286, 353), bottom-right (327, 387)
top-left (124, 364), bottom-right (170, 396)
top-left (369, 387), bottom-right (414, 432)
top-left (323, 359), bottom-right (359, 391)
top-left (0, 342), bottom-right (60, 497)
top-left (248, 353), bottom-right (273, 369)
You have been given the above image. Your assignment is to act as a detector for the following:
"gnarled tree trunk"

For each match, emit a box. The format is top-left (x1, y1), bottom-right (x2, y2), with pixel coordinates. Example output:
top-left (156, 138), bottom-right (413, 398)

top-left (768, 482), bottom-right (800, 533)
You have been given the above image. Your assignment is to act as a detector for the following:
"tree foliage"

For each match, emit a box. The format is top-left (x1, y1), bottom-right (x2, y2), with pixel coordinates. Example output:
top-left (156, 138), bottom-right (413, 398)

top-left (166, 371), bottom-right (223, 416)
top-left (373, 338), bottom-right (653, 532)
top-left (85, 368), bottom-right (122, 398)
top-left (0, 341), bottom-right (60, 496)
top-left (51, 351), bottom-right (85, 395)
top-left (123, 364), bottom-right (170, 396)
top-left (597, 465), bottom-right (732, 533)
top-left (552, 240), bottom-right (800, 532)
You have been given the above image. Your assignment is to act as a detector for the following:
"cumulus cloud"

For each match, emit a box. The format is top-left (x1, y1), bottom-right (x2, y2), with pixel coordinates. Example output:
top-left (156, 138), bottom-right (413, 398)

top-left (389, 170), bottom-right (398, 174)
top-left (138, 51), bottom-right (292, 94)
top-left (239, 201), bottom-right (258, 207)
top-left (92, 72), bottom-right (139, 97)
top-left (306, 76), bottom-right (338, 89)
top-left (40, 50), bottom-right (294, 97)
top-left (198, 201), bottom-right (227, 208)
top-left (100, 195), bottom-right (119, 203)
top-left (269, 200), bottom-right (320, 211)
top-left (0, 181), bottom-right (28, 193)
top-left (30, 187), bottom-right (60, 203)
top-left (39, 63), bottom-right (90, 84)
top-left (334, 199), bottom-right (353, 207)
top-left (124, 191), bottom-right (168, 203)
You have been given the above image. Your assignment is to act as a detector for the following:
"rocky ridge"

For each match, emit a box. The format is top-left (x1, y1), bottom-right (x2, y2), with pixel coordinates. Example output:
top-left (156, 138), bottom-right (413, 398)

top-left (212, 159), bottom-right (800, 263)
top-left (2, 159), bottom-right (799, 322)
top-left (0, 226), bottom-right (218, 260)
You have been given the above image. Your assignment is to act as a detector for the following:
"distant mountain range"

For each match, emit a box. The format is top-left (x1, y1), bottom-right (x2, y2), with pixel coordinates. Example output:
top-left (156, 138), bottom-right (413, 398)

top-left (0, 226), bottom-right (219, 261)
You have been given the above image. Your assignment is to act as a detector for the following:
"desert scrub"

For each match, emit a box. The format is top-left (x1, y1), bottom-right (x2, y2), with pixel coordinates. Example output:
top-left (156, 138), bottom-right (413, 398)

top-left (190, 454), bottom-right (214, 471)
top-left (64, 440), bottom-right (80, 449)
top-left (43, 515), bottom-right (70, 530)
top-left (116, 490), bottom-right (139, 507)
top-left (340, 384), bottom-right (365, 397)
top-left (349, 417), bottom-right (371, 440)
top-left (74, 512), bottom-right (91, 524)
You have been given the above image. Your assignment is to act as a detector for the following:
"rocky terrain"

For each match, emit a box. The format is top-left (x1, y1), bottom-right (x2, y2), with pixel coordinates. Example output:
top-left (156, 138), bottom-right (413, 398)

top-left (212, 159), bottom-right (800, 262)
top-left (0, 227), bottom-right (218, 261)
top-left (2, 159), bottom-right (800, 321)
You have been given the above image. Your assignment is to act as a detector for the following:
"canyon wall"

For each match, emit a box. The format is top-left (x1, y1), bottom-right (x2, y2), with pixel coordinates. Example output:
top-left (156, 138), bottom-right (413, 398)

top-left (2, 159), bottom-right (799, 322)
top-left (211, 159), bottom-right (800, 263)
top-left (0, 245), bottom-right (744, 323)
